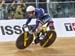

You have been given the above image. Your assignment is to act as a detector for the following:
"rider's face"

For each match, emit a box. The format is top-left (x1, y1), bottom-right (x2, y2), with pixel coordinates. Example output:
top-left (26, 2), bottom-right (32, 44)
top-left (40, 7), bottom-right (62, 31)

top-left (27, 11), bottom-right (35, 17)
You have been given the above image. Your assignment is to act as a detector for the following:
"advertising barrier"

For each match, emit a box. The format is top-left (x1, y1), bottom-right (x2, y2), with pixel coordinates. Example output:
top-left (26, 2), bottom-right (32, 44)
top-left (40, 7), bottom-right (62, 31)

top-left (0, 18), bottom-right (75, 41)
top-left (54, 18), bottom-right (75, 37)
top-left (0, 19), bottom-right (36, 41)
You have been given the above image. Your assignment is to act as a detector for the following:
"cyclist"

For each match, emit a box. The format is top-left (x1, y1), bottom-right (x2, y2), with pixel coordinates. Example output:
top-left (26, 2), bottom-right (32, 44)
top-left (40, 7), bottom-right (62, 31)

top-left (23, 5), bottom-right (55, 44)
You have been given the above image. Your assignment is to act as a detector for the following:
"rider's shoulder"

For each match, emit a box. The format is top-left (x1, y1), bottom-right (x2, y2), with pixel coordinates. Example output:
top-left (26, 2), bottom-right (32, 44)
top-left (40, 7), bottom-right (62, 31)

top-left (35, 8), bottom-right (44, 11)
top-left (35, 8), bottom-right (45, 13)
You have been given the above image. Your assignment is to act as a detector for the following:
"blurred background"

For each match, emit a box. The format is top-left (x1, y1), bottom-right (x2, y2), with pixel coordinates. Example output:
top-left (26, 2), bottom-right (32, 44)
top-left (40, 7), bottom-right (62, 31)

top-left (0, 0), bottom-right (75, 20)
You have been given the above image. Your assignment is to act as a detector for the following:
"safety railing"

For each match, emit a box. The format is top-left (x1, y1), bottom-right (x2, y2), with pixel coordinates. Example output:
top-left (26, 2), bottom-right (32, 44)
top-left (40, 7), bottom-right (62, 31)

top-left (0, 2), bottom-right (47, 20)
top-left (49, 1), bottom-right (75, 18)
top-left (0, 1), bottom-right (75, 20)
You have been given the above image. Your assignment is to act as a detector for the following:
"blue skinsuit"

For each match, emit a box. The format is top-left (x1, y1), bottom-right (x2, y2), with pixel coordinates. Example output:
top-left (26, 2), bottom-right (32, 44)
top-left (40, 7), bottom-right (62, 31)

top-left (26, 8), bottom-right (53, 32)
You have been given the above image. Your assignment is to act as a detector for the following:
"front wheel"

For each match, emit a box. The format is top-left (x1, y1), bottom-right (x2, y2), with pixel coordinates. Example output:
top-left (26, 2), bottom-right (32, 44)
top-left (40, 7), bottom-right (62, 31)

top-left (40, 31), bottom-right (57, 47)
top-left (16, 32), bottom-right (33, 49)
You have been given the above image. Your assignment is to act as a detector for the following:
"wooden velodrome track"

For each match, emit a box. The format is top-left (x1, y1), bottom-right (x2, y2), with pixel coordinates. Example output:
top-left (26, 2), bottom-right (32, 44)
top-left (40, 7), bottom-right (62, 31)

top-left (0, 37), bottom-right (75, 56)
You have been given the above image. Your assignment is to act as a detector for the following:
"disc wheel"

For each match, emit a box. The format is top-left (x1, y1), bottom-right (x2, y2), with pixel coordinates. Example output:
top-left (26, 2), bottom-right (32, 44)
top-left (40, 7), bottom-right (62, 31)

top-left (40, 31), bottom-right (57, 47)
top-left (16, 32), bottom-right (33, 49)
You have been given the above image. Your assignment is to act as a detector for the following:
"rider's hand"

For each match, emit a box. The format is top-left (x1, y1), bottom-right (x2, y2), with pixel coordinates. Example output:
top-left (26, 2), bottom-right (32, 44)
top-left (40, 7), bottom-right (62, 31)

top-left (22, 24), bottom-right (28, 28)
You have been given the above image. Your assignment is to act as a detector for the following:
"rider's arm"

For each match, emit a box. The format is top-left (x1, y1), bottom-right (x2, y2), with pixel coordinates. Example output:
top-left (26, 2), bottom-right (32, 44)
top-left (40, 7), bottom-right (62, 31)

top-left (26, 18), bottom-right (31, 25)
top-left (32, 20), bottom-right (40, 32)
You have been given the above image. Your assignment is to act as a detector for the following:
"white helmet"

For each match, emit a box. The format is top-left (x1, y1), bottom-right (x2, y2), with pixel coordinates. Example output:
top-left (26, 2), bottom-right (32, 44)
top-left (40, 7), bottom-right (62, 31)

top-left (26, 6), bottom-right (35, 12)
